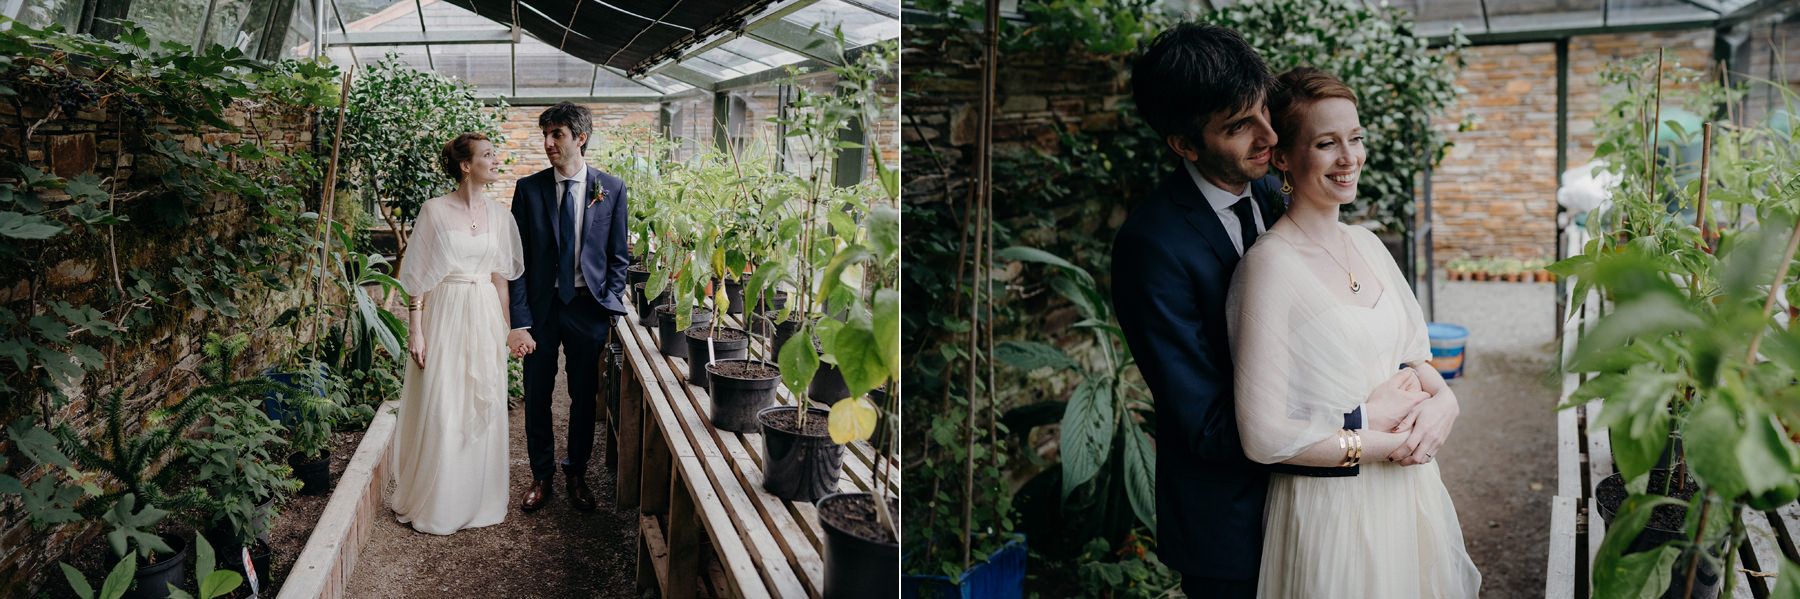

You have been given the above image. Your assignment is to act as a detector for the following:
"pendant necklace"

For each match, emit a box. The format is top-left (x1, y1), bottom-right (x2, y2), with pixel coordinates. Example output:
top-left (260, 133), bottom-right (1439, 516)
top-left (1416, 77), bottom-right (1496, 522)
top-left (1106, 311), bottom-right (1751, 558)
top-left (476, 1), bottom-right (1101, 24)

top-left (467, 196), bottom-right (480, 233)
top-left (1292, 220), bottom-right (1361, 294)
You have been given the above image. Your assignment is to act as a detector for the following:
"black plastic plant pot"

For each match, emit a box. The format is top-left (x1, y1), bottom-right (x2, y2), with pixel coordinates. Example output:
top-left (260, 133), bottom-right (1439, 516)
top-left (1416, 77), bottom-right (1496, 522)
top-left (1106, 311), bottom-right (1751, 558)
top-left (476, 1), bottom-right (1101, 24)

top-left (627, 264), bottom-right (652, 289)
top-left (683, 327), bottom-right (750, 389)
top-left (634, 283), bottom-right (670, 328)
top-left (809, 362), bottom-right (850, 405)
top-left (106, 534), bottom-right (186, 599)
top-left (1595, 469), bottom-right (1723, 599)
top-left (291, 450), bottom-right (332, 496)
top-left (723, 279), bottom-right (747, 315)
top-left (817, 492), bottom-right (900, 599)
top-left (706, 359), bottom-right (781, 433)
top-left (202, 497), bottom-right (276, 559)
top-left (759, 312), bottom-right (803, 356)
top-left (751, 291), bottom-right (789, 316)
top-left (758, 406), bottom-right (844, 503)
top-left (657, 306), bottom-right (713, 358)
top-left (210, 537), bottom-right (273, 589)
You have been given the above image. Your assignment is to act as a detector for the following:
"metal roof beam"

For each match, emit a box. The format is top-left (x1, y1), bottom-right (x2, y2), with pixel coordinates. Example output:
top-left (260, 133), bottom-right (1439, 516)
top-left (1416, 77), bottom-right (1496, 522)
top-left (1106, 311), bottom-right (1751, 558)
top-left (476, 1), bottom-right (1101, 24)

top-left (602, 64), bottom-right (678, 94)
top-left (324, 29), bottom-right (517, 46)
top-left (658, 63), bottom-right (721, 92)
top-left (1721, 0), bottom-right (1795, 27)
top-left (1429, 17), bottom-right (1719, 46)
top-left (839, 0), bottom-right (897, 20)
top-left (481, 94), bottom-right (665, 105)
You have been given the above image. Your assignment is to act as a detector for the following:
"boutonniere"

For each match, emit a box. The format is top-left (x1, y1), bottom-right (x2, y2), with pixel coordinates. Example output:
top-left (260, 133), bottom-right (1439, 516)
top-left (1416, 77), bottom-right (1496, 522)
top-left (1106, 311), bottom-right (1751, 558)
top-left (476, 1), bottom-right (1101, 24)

top-left (588, 185), bottom-right (608, 208)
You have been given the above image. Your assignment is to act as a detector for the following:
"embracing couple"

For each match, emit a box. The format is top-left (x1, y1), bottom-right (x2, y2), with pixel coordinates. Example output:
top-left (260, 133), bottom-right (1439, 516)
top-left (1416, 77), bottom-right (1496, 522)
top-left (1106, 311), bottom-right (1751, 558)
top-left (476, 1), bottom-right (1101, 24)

top-left (387, 102), bottom-right (629, 535)
top-left (1111, 25), bottom-right (1482, 598)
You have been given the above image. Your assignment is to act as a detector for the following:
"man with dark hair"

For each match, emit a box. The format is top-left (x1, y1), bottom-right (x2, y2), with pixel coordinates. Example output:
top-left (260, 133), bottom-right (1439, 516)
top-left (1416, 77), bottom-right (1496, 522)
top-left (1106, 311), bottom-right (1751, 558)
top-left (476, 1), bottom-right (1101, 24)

top-left (1110, 24), bottom-right (1428, 598)
top-left (506, 101), bottom-right (629, 513)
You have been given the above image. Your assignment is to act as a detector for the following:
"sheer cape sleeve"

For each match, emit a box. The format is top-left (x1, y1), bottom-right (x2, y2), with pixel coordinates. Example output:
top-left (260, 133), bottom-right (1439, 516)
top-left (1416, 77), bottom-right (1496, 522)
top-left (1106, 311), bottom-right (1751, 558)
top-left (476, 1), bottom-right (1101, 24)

top-left (491, 200), bottom-right (524, 281)
top-left (398, 199), bottom-right (448, 297)
top-left (1227, 234), bottom-right (1376, 464)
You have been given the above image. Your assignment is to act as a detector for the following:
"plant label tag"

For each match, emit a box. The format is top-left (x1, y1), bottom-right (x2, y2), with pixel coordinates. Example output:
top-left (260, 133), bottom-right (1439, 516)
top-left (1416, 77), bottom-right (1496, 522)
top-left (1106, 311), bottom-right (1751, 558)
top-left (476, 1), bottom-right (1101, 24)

top-left (243, 546), bottom-right (261, 597)
top-left (707, 337), bottom-right (716, 366)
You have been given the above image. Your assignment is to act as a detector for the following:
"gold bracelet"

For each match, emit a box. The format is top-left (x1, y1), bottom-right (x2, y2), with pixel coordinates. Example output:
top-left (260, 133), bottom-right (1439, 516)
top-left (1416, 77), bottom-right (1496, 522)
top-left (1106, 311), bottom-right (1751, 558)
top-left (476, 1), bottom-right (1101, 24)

top-left (1349, 429), bottom-right (1363, 467)
top-left (1337, 430), bottom-right (1354, 467)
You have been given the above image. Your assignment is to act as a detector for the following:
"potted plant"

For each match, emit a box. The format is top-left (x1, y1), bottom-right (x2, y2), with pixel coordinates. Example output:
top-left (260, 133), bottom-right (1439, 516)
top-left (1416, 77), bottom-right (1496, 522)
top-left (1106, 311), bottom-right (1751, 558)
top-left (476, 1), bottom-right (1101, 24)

top-left (283, 362), bottom-right (348, 495)
top-left (179, 334), bottom-right (301, 582)
top-left (1554, 51), bottom-right (1800, 599)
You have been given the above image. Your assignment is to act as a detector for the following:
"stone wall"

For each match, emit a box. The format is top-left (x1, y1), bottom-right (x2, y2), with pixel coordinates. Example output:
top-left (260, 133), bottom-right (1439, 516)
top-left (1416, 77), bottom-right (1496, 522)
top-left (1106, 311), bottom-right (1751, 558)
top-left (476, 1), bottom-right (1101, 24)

top-left (0, 95), bottom-right (318, 596)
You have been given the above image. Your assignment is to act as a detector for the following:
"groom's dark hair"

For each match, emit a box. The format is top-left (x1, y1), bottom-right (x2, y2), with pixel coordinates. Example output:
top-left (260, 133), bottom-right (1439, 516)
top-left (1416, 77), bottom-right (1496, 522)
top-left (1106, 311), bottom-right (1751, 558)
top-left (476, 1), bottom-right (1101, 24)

top-left (538, 101), bottom-right (593, 154)
top-left (1132, 23), bottom-right (1274, 153)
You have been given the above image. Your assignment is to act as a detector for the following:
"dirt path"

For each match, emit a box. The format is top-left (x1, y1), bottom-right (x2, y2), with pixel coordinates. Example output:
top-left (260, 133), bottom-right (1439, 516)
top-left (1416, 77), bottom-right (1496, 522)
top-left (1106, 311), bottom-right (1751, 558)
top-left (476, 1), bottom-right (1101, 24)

top-left (345, 352), bottom-right (641, 598)
top-left (1430, 278), bottom-right (1561, 599)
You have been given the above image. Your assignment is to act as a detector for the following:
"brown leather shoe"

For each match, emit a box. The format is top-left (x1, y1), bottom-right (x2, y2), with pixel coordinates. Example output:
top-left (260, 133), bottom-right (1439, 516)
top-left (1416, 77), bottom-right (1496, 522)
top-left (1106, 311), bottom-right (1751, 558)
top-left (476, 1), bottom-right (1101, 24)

top-left (522, 479), bottom-right (552, 512)
top-left (568, 473), bottom-right (596, 512)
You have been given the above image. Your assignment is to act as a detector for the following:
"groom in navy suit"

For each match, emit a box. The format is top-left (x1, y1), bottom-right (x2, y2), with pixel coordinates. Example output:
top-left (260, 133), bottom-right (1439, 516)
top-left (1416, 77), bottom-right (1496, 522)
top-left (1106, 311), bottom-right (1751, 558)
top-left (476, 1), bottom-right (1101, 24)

top-left (506, 102), bottom-right (629, 513)
top-left (1110, 25), bottom-right (1432, 598)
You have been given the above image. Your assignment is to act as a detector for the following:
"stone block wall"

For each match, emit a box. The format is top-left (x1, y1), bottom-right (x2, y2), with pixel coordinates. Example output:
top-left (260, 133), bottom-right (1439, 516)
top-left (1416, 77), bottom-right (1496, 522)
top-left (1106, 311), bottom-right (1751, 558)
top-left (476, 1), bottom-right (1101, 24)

top-left (0, 95), bottom-right (320, 596)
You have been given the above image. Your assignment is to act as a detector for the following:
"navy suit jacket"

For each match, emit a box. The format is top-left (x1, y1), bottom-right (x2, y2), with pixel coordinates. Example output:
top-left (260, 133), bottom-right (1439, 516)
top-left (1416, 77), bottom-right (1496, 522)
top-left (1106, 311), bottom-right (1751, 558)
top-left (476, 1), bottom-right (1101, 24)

top-left (1110, 170), bottom-right (1360, 580)
top-left (508, 165), bottom-right (630, 330)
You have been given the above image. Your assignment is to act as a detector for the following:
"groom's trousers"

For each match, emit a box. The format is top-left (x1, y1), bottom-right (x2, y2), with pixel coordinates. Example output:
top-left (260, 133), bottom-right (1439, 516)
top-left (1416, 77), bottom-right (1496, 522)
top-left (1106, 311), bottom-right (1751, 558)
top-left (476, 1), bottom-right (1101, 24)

top-left (522, 290), bottom-right (611, 482)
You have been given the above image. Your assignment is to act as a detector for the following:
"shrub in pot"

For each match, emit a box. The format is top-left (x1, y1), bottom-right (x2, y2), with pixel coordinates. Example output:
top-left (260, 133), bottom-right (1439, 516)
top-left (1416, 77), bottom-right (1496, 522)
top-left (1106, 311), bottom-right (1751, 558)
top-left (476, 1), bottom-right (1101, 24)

top-left (818, 492), bottom-right (900, 599)
top-left (684, 326), bottom-right (750, 390)
top-left (284, 363), bottom-right (349, 495)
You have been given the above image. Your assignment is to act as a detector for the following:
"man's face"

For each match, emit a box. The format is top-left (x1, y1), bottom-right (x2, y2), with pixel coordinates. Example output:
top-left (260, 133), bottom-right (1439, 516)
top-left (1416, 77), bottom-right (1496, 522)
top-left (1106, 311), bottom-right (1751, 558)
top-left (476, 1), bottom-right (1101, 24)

top-left (542, 125), bottom-right (586, 170)
top-left (1176, 101), bottom-right (1278, 192)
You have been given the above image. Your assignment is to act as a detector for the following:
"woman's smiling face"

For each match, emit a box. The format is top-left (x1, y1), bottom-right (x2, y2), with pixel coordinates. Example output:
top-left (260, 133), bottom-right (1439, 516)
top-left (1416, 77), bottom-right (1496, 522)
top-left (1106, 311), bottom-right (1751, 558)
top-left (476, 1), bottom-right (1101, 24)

top-left (1272, 97), bottom-right (1365, 207)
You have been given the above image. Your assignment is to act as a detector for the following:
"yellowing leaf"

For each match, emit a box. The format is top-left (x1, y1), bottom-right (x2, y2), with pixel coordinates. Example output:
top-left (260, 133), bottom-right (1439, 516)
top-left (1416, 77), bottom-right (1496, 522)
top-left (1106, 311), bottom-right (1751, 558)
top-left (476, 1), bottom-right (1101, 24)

top-left (828, 396), bottom-right (878, 444)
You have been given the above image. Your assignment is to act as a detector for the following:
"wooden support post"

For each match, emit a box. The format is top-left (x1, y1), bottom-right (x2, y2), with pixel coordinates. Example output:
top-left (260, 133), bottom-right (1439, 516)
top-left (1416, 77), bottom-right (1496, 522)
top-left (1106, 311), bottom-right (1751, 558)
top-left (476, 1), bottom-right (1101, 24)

top-left (641, 413), bottom-right (672, 515)
top-left (619, 345), bottom-right (645, 510)
top-left (667, 472), bottom-right (700, 599)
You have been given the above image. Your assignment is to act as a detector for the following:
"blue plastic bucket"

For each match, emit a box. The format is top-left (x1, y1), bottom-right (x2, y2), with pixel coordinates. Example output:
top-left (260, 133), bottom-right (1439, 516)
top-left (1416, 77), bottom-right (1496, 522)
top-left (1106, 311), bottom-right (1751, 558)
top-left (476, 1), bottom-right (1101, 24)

top-left (902, 534), bottom-right (1026, 599)
top-left (1427, 323), bottom-right (1470, 380)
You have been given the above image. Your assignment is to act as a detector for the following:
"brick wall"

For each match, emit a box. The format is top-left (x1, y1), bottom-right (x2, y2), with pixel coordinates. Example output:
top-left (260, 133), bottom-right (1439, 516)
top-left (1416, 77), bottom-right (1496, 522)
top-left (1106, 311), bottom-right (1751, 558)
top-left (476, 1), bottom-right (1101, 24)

top-left (0, 95), bottom-right (318, 596)
top-left (1428, 29), bottom-right (1715, 266)
top-left (487, 102), bottom-right (663, 203)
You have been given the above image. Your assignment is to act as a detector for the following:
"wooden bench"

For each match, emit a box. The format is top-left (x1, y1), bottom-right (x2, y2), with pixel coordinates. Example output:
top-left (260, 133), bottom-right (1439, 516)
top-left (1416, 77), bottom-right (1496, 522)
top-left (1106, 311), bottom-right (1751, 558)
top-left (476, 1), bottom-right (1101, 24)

top-left (1548, 230), bottom-right (1798, 597)
top-left (603, 302), bottom-right (900, 599)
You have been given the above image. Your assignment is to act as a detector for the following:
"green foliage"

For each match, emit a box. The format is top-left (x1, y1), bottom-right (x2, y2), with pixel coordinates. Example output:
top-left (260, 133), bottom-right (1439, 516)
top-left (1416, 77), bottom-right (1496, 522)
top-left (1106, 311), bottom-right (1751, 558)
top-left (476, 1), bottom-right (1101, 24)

top-left (334, 51), bottom-right (508, 229)
top-left (165, 534), bottom-right (244, 599)
top-left (1205, 0), bottom-right (1466, 234)
top-left (1070, 534), bottom-right (1181, 599)
top-left (1557, 49), bottom-right (1800, 599)
top-left (909, 0), bottom-right (1164, 55)
top-left (180, 335), bottom-right (302, 545)
top-left (60, 549), bottom-right (133, 599)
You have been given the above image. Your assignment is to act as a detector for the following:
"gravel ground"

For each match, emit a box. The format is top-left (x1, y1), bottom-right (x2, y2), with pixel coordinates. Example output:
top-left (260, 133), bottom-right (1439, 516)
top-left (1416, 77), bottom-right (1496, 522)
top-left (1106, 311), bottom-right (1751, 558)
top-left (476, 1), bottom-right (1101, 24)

top-left (344, 352), bottom-right (641, 598)
top-left (1428, 278), bottom-right (1562, 599)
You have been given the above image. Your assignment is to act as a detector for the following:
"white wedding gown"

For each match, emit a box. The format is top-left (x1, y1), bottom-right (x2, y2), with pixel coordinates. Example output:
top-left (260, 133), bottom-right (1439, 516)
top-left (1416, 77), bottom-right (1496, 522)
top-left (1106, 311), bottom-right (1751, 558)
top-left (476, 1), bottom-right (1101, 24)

top-left (1227, 223), bottom-right (1481, 598)
top-left (389, 197), bottom-right (523, 535)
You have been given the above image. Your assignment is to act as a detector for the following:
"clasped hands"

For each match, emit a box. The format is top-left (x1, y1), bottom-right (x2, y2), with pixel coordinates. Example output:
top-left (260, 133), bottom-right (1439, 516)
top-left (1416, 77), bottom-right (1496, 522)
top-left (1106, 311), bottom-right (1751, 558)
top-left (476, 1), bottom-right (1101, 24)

top-left (1363, 366), bottom-right (1459, 467)
top-left (507, 329), bottom-right (537, 359)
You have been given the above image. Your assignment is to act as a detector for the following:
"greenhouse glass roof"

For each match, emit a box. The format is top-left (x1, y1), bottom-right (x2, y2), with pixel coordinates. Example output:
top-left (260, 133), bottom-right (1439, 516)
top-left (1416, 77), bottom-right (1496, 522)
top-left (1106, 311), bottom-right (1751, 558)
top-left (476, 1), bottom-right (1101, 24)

top-left (1, 0), bottom-right (898, 101)
top-left (1196, 0), bottom-right (1787, 44)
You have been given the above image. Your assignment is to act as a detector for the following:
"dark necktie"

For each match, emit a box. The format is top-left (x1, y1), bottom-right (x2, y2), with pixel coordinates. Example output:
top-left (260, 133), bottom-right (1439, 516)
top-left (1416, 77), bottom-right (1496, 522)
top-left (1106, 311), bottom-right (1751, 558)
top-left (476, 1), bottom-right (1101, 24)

top-left (558, 179), bottom-right (577, 303)
top-left (1231, 196), bottom-right (1260, 255)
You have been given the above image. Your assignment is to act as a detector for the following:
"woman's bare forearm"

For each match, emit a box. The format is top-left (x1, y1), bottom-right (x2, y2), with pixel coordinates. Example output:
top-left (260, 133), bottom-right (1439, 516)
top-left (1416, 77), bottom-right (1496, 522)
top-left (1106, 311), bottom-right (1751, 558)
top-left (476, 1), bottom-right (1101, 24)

top-left (1276, 429), bottom-right (1408, 468)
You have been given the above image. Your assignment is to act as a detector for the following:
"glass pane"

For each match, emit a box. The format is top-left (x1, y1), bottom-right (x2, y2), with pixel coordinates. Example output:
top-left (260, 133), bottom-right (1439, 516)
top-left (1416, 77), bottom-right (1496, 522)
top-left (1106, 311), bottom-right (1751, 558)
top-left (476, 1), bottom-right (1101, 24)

top-left (280, 0), bottom-right (317, 59)
top-left (513, 35), bottom-right (602, 90)
top-left (431, 41), bottom-right (514, 92)
top-left (421, 0), bottom-right (507, 30)
top-left (1488, 0), bottom-right (1604, 32)
top-left (200, 0), bottom-right (258, 51)
top-left (350, 43), bottom-right (432, 71)
top-left (779, 0), bottom-right (897, 47)
top-left (128, 0), bottom-right (211, 49)
top-left (1607, 0), bottom-right (1716, 24)
top-left (4, 0), bottom-right (83, 31)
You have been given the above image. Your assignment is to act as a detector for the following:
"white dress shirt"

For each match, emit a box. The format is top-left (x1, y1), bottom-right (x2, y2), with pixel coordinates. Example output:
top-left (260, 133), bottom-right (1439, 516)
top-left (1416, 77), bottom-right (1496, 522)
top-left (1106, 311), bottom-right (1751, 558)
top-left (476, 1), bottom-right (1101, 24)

top-left (1184, 160), bottom-right (1265, 256)
top-left (554, 164), bottom-right (589, 289)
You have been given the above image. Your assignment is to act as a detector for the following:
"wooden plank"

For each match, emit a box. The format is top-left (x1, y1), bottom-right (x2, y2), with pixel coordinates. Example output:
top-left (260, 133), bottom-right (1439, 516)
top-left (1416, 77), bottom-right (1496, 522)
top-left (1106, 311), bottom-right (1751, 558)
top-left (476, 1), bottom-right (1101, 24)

top-left (1587, 497), bottom-right (1603, 595)
top-left (640, 514), bottom-right (670, 595)
top-left (620, 317), bottom-right (777, 599)
top-left (1548, 496), bottom-right (1579, 599)
top-left (1771, 502), bottom-right (1800, 565)
top-left (1738, 509), bottom-right (1778, 599)
top-left (1558, 406), bottom-right (1582, 500)
top-left (668, 468), bottom-right (702, 599)
top-left (641, 407), bottom-right (673, 515)
top-left (618, 306), bottom-right (649, 510)
top-left (1586, 399), bottom-right (1614, 500)
top-left (631, 319), bottom-right (815, 598)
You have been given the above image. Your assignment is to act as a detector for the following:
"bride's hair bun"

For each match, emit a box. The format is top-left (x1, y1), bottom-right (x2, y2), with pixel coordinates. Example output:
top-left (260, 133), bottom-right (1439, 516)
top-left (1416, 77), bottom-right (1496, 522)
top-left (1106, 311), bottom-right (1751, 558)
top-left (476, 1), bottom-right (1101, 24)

top-left (440, 133), bottom-right (491, 182)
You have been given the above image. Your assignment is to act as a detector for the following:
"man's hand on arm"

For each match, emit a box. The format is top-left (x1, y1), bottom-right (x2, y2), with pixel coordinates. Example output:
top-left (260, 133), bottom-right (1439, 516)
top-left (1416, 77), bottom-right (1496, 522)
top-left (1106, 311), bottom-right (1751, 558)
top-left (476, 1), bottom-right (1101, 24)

top-left (1362, 368), bottom-right (1430, 433)
top-left (1388, 369), bottom-right (1459, 465)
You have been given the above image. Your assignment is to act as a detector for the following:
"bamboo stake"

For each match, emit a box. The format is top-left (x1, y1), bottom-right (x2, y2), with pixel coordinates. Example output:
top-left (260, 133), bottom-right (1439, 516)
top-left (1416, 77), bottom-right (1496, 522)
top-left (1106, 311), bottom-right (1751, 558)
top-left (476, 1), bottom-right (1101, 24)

top-left (1646, 49), bottom-right (1665, 212)
top-left (305, 69), bottom-right (355, 365)
top-left (1698, 123), bottom-right (1714, 250)
top-left (965, 0), bottom-right (1000, 570)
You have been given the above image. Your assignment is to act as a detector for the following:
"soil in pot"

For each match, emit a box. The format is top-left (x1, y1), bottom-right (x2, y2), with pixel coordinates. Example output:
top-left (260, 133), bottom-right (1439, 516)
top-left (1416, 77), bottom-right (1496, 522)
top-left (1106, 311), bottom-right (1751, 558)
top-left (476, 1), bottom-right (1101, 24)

top-left (818, 492), bottom-right (899, 599)
top-left (707, 360), bottom-right (780, 433)
top-left (291, 450), bottom-right (333, 496)
top-left (683, 327), bottom-right (749, 389)
top-left (634, 283), bottom-right (670, 328)
top-left (759, 406), bottom-right (844, 503)
top-left (1595, 468), bottom-right (1722, 599)
top-left (656, 305), bottom-right (713, 357)
top-left (627, 264), bottom-right (652, 288)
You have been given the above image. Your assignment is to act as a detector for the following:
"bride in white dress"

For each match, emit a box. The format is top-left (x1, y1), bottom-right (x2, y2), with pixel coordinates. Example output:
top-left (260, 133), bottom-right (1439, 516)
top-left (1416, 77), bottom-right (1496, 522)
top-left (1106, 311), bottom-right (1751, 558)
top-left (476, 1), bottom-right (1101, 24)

top-left (1227, 67), bottom-right (1481, 598)
top-left (390, 133), bottom-right (524, 535)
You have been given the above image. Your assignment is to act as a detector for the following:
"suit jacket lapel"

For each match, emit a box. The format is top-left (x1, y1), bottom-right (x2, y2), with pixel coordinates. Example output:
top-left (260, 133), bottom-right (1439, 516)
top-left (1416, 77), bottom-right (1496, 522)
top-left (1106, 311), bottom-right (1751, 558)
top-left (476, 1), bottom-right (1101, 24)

top-left (543, 171), bottom-right (562, 243)
top-left (1169, 177), bottom-right (1241, 270)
